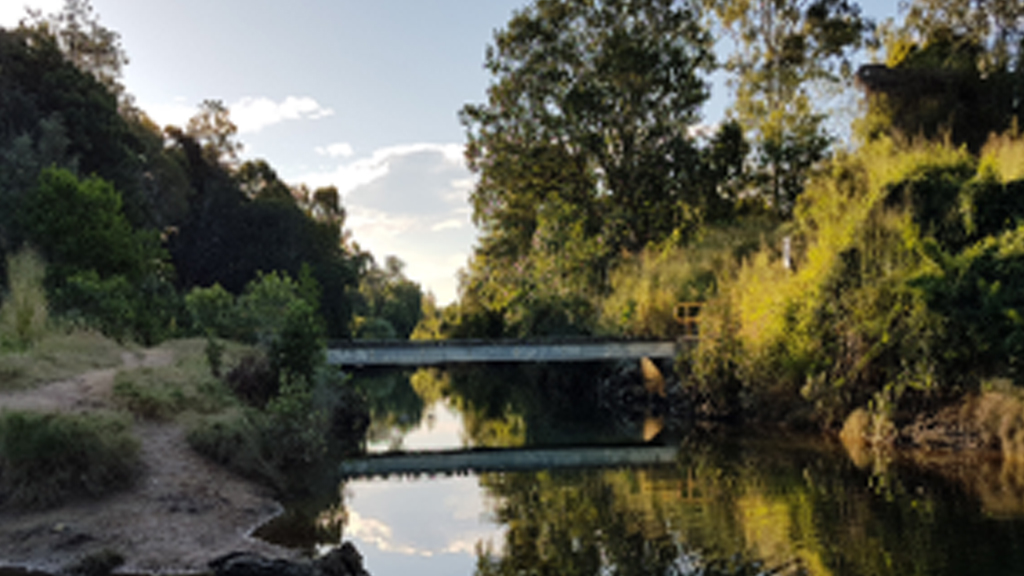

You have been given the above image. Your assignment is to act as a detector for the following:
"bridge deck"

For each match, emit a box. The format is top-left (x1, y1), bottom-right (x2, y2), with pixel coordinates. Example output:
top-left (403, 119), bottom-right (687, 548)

top-left (340, 445), bottom-right (680, 479)
top-left (326, 339), bottom-right (680, 367)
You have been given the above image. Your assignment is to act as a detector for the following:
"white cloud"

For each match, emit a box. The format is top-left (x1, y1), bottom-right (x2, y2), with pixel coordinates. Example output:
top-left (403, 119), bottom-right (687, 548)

top-left (139, 95), bottom-right (334, 135)
top-left (230, 96), bottom-right (335, 134)
top-left (316, 142), bottom-right (355, 158)
top-left (431, 219), bottom-right (465, 232)
top-left (347, 511), bottom-right (434, 557)
top-left (294, 143), bottom-right (478, 305)
top-left (297, 142), bottom-right (468, 197)
top-left (143, 99), bottom-right (195, 130)
top-left (347, 207), bottom-right (421, 240)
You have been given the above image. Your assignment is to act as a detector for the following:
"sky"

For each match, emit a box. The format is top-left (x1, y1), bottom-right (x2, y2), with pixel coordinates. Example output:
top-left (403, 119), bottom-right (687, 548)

top-left (0, 0), bottom-right (901, 305)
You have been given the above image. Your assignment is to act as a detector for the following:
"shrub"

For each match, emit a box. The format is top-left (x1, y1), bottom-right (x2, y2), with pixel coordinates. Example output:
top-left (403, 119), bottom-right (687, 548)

top-left (0, 410), bottom-right (140, 508)
top-left (224, 352), bottom-right (279, 407)
top-left (188, 364), bottom-right (368, 493)
top-left (0, 249), bottom-right (49, 351)
top-left (185, 283), bottom-right (242, 339)
top-left (185, 408), bottom-right (283, 490)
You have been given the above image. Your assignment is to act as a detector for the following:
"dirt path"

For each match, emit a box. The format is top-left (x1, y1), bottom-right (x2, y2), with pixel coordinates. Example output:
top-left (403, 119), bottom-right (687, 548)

top-left (0, 347), bottom-right (296, 574)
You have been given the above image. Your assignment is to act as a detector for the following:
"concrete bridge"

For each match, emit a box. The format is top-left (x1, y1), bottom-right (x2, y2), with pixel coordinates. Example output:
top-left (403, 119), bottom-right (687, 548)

top-left (339, 445), bottom-right (680, 479)
top-left (326, 338), bottom-right (681, 367)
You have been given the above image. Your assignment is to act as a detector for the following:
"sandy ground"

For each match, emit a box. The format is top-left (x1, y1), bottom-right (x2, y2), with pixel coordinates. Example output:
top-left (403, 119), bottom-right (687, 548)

top-left (0, 348), bottom-right (298, 574)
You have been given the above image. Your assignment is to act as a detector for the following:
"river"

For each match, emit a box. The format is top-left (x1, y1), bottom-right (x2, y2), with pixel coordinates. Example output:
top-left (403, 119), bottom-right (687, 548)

top-left (259, 363), bottom-right (1024, 575)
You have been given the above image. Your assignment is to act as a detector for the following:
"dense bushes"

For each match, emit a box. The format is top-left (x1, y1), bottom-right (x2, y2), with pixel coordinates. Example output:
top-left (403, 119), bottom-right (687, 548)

top-left (186, 365), bottom-right (367, 492)
top-left (185, 270), bottom-right (326, 385)
top-left (687, 134), bottom-right (1024, 427)
top-left (0, 410), bottom-right (140, 508)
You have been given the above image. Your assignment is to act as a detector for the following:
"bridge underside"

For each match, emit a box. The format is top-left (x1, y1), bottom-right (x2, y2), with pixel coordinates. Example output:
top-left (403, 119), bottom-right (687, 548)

top-left (326, 340), bottom-right (679, 367)
top-left (340, 445), bottom-right (680, 479)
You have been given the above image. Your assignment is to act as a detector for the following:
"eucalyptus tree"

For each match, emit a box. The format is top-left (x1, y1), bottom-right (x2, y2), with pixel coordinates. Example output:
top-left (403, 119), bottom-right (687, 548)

top-left (707, 0), bottom-right (871, 216)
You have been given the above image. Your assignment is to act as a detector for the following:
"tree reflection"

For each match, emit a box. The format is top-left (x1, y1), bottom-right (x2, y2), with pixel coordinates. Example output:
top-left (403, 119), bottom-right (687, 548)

top-left (350, 368), bottom-right (425, 450)
top-left (475, 438), bottom-right (1024, 576)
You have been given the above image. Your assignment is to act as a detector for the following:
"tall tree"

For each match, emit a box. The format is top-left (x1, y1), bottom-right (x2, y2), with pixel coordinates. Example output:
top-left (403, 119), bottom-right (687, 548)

top-left (462, 0), bottom-right (715, 256)
top-left (26, 0), bottom-right (129, 99)
top-left (708, 0), bottom-right (871, 215)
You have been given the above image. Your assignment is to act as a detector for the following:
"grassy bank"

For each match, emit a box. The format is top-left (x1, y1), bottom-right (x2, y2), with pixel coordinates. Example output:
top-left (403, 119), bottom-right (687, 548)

top-left (0, 331), bottom-right (130, 393)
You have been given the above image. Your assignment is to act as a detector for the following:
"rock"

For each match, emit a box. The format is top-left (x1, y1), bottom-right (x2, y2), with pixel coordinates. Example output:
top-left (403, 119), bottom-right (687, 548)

top-left (61, 549), bottom-right (124, 576)
top-left (209, 552), bottom-right (315, 576)
top-left (209, 542), bottom-right (371, 576)
top-left (316, 542), bottom-right (370, 576)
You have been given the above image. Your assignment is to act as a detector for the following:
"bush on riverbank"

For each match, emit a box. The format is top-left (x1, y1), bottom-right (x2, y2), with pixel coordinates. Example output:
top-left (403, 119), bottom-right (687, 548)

top-left (0, 410), bottom-right (140, 508)
top-left (186, 364), bottom-right (367, 493)
top-left (687, 133), bottom-right (1024, 428)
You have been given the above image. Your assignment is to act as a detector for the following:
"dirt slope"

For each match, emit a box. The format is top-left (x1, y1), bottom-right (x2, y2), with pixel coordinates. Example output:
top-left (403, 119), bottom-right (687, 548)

top-left (0, 348), bottom-right (296, 574)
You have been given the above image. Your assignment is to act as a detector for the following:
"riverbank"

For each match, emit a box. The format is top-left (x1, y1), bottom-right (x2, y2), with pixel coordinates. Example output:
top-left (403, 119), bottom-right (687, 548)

top-left (0, 341), bottom-right (298, 574)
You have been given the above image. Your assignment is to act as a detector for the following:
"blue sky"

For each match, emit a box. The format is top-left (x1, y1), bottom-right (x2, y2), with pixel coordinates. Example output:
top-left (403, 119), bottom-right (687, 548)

top-left (0, 1), bottom-right (900, 304)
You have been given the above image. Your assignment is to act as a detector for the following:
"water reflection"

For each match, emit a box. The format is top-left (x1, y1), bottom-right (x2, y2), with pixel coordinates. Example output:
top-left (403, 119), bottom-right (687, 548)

top-left (263, 365), bottom-right (1024, 576)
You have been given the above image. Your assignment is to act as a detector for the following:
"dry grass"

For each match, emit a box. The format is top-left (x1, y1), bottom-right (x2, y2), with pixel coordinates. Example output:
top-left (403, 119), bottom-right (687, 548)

top-left (0, 330), bottom-right (130, 392)
top-left (112, 338), bottom-right (254, 421)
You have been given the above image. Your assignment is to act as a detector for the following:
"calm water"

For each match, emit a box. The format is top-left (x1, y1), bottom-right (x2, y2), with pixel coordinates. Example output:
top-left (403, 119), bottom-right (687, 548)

top-left (261, 364), bottom-right (1024, 576)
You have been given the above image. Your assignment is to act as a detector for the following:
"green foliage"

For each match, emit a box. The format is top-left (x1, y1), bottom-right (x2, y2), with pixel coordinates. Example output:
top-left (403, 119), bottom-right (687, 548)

top-left (352, 316), bottom-right (397, 340)
top-left (410, 294), bottom-right (445, 341)
top-left (15, 168), bottom-right (179, 344)
top-left (463, 0), bottom-right (716, 254)
top-left (0, 248), bottom-right (49, 350)
top-left (0, 410), bottom-right (139, 508)
top-left (690, 133), bottom-right (1024, 426)
top-left (186, 271), bottom-right (326, 384)
top-left (862, 0), bottom-right (1023, 152)
top-left (185, 283), bottom-right (241, 339)
top-left (354, 255), bottom-right (423, 339)
top-left (20, 167), bottom-right (150, 279)
top-left (600, 217), bottom-right (778, 338)
top-left (205, 333), bottom-right (225, 377)
top-left (187, 365), bottom-right (366, 493)
top-left (916, 224), bottom-right (1024, 385)
top-left (110, 338), bottom-right (243, 420)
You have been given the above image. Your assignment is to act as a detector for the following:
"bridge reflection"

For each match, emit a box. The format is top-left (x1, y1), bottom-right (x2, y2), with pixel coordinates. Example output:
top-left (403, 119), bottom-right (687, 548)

top-left (340, 444), bottom-right (680, 479)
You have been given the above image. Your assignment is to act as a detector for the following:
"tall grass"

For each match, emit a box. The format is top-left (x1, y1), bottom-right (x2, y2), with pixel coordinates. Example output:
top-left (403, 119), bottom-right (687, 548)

top-left (599, 216), bottom-right (779, 339)
top-left (688, 134), bottom-right (1011, 426)
top-left (0, 249), bottom-right (49, 351)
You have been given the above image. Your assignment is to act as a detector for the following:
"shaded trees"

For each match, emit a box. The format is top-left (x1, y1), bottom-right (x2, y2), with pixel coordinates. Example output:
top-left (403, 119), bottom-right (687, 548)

top-left (462, 0), bottom-right (716, 255)
top-left (858, 0), bottom-right (1024, 151)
